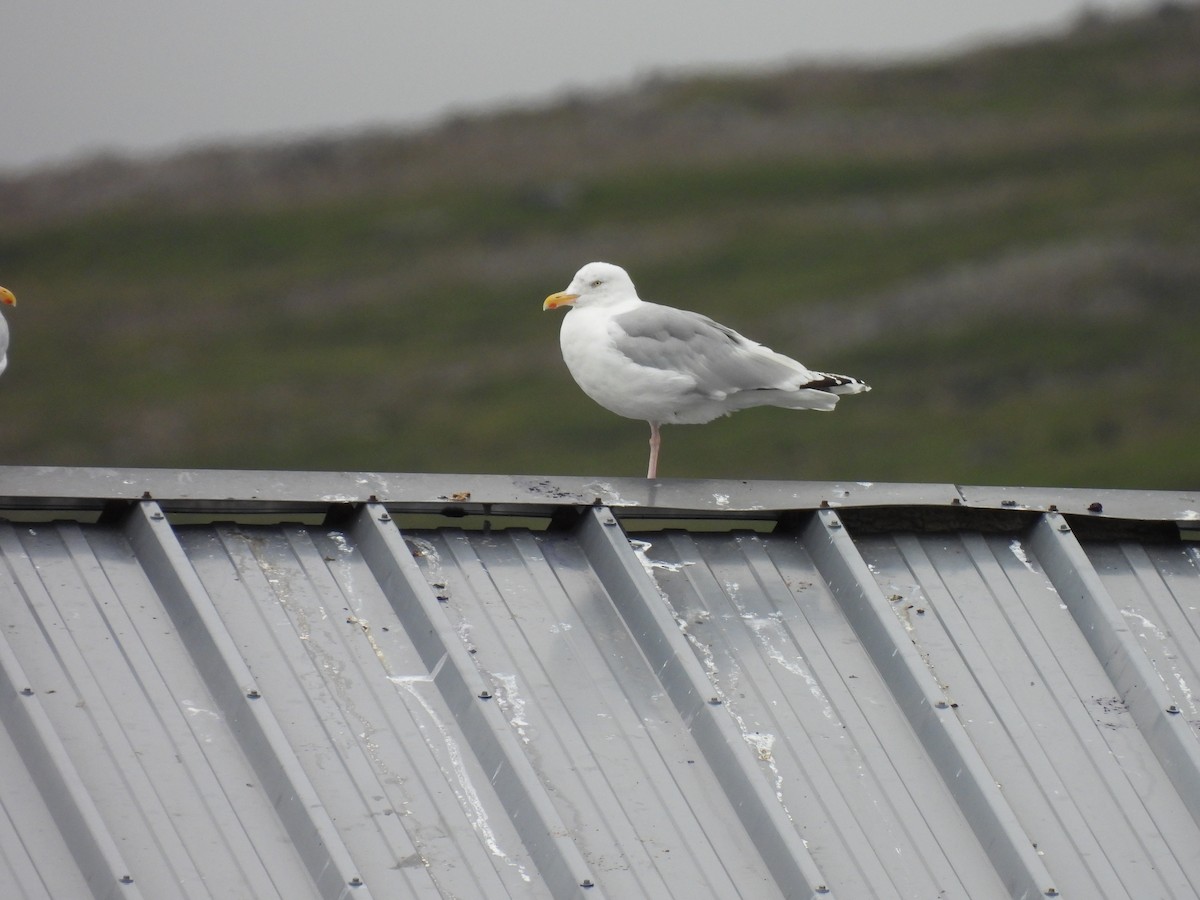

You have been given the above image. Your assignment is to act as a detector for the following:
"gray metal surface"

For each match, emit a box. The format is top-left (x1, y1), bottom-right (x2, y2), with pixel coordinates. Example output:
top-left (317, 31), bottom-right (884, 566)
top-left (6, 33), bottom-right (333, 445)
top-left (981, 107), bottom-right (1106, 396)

top-left (0, 466), bottom-right (1197, 899)
top-left (0, 465), bottom-right (1195, 522)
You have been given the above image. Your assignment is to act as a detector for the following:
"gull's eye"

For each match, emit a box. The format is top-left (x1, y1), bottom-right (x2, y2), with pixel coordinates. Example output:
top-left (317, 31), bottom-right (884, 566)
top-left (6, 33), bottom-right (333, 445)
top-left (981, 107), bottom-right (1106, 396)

top-left (591, 279), bottom-right (602, 287)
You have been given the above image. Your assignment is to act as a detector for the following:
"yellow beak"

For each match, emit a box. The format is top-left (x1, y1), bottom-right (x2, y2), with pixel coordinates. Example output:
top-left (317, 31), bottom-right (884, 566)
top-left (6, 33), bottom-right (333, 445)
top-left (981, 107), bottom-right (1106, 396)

top-left (0, 287), bottom-right (15, 307)
top-left (543, 291), bottom-right (578, 311)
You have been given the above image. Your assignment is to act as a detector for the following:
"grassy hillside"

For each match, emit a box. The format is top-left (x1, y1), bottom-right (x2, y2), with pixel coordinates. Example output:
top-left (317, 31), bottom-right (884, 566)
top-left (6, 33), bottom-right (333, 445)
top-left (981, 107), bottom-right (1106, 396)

top-left (1, 4), bottom-right (1198, 488)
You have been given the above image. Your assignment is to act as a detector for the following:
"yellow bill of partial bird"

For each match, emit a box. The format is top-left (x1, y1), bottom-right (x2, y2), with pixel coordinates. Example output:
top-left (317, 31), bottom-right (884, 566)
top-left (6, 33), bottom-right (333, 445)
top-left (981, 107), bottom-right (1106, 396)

top-left (0, 285), bottom-right (15, 377)
top-left (542, 291), bottom-right (578, 311)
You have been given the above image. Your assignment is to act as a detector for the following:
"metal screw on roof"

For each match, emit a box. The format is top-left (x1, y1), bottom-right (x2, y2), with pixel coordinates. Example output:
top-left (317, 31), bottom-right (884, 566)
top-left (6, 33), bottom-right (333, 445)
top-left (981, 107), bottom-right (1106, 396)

top-left (815, 886), bottom-right (830, 894)
top-left (119, 875), bottom-right (134, 884)
top-left (246, 689), bottom-right (261, 699)
top-left (580, 879), bottom-right (595, 888)
top-left (20, 687), bottom-right (33, 696)
top-left (1001, 499), bottom-right (1017, 507)
top-left (1044, 889), bottom-right (1059, 897)
top-left (150, 511), bottom-right (164, 520)
top-left (348, 877), bottom-right (364, 888)
top-left (379, 513), bottom-right (391, 522)
top-left (1166, 705), bottom-right (1181, 714)
top-left (1088, 501), bottom-right (1103, 513)
top-left (1057, 522), bottom-right (1070, 532)
top-left (934, 700), bottom-right (949, 709)
top-left (708, 697), bottom-right (722, 705)
top-left (478, 691), bottom-right (492, 700)
top-left (828, 519), bottom-right (842, 529)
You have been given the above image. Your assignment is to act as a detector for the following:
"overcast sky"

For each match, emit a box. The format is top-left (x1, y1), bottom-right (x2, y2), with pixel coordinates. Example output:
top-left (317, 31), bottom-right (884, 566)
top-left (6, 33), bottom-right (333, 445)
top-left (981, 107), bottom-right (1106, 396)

top-left (1, 0), bottom-right (1159, 173)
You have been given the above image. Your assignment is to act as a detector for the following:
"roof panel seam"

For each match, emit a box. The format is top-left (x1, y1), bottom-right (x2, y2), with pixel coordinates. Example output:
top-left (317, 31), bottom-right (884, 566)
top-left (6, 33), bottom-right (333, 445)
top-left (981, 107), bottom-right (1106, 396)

top-left (122, 501), bottom-right (373, 900)
top-left (800, 508), bottom-right (1057, 899)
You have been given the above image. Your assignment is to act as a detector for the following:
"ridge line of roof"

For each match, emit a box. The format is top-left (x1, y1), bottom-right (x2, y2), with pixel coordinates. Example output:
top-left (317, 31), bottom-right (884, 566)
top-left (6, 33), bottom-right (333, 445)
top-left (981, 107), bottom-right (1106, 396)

top-left (0, 465), bottom-right (1194, 523)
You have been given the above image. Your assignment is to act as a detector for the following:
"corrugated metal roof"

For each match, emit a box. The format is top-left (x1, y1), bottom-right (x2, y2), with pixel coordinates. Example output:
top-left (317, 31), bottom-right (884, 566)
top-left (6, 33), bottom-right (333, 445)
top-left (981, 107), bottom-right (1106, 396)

top-left (1, 466), bottom-right (1197, 899)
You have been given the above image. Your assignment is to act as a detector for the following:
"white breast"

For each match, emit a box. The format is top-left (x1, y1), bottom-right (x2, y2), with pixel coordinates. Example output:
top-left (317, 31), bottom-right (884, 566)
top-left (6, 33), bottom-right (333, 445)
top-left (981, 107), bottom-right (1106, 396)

top-left (558, 306), bottom-right (695, 423)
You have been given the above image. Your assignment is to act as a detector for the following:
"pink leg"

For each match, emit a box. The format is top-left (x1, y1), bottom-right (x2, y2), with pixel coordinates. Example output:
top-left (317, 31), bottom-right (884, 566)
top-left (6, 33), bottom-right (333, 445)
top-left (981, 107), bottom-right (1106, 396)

top-left (647, 422), bottom-right (662, 479)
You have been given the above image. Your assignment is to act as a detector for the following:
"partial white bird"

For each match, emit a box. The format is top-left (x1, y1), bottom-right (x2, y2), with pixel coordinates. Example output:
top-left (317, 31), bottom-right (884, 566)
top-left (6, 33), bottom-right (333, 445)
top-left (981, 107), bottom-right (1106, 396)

top-left (0, 286), bottom-right (16, 377)
top-left (543, 262), bottom-right (869, 478)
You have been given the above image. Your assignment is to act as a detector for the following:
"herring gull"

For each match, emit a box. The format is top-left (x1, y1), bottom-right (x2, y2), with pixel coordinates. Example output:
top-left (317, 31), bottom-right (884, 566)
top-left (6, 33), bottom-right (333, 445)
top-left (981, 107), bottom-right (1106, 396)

top-left (543, 262), bottom-right (869, 478)
top-left (0, 286), bottom-right (15, 377)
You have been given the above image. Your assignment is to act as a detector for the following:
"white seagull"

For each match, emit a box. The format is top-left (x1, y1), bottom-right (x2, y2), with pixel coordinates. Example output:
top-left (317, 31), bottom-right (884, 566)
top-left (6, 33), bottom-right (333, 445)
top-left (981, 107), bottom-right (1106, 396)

top-left (0, 286), bottom-right (16, 377)
top-left (543, 262), bottom-right (869, 479)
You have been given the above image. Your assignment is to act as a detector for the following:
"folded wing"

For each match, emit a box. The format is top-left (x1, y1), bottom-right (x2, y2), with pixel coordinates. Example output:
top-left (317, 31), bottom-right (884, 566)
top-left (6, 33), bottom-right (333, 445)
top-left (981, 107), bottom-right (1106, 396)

top-left (612, 302), bottom-right (866, 411)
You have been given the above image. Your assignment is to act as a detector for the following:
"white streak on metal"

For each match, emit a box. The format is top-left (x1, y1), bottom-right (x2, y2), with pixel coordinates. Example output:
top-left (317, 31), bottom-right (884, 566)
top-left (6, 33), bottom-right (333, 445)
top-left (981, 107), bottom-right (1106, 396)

top-left (491, 672), bottom-right (530, 744)
top-left (388, 674), bottom-right (531, 882)
top-left (1009, 538), bottom-right (1038, 574)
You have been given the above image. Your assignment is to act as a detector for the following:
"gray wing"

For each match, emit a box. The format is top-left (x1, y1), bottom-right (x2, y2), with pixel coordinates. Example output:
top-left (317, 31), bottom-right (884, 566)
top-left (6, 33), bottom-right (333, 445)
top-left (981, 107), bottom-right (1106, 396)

top-left (612, 302), bottom-right (814, 396)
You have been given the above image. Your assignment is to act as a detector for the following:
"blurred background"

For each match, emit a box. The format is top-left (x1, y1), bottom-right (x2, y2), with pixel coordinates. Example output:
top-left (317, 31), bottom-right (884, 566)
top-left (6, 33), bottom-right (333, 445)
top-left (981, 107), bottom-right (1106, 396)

top-left (0, 1), bottom-right (1196, 488)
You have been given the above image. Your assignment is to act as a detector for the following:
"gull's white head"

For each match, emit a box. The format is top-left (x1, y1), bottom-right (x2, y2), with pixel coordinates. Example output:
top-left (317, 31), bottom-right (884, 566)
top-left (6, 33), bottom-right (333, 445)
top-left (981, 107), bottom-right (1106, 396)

top-left (543, 262), bottom-right (637, 311)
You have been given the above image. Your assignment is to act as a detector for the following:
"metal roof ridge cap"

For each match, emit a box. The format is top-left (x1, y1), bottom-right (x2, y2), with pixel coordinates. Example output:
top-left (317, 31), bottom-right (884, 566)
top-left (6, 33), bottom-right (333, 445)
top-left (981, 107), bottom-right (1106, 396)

top-left (958, 483), bottom-right (1200, 521)
top-left (0, 464), bottom-right (958, 511)
top-left (0, 466), bottom-right (1193, 521)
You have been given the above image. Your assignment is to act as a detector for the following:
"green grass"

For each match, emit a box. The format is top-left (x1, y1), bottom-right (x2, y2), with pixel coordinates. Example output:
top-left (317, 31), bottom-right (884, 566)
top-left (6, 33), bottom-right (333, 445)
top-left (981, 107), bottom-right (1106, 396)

top-left (1, 5), bottom-right (1198, 489)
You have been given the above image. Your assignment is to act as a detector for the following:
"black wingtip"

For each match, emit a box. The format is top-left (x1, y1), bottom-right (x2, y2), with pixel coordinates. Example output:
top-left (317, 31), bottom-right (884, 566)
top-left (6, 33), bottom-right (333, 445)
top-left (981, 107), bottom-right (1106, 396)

top-left (805, 372), bottom-right (868, 392)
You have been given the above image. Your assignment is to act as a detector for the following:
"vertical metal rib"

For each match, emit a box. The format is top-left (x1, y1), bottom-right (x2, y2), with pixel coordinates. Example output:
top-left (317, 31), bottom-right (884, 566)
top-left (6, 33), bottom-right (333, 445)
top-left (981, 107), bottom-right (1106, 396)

top-left (346, 503), bottom-right (601, 899)
top-left (1028, 510), bottom-right (1200, 825)
top-left (574, 506), bottom-right (832, 899)
top-left (0, 624), bottom-right (146, 900)
top-left (800, 507), bottom-right (1056, 899)
top-left (122, 501), bottom-right (371, 900)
